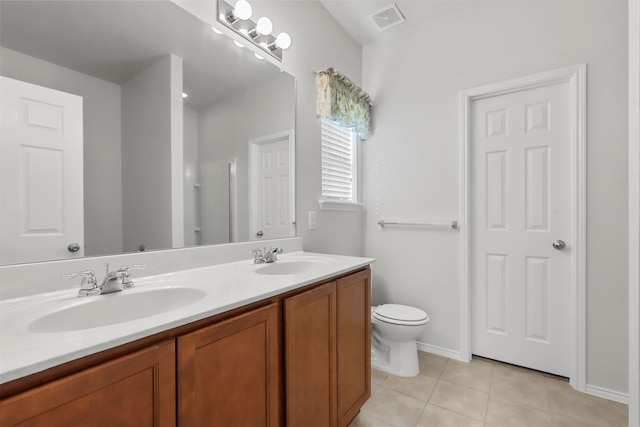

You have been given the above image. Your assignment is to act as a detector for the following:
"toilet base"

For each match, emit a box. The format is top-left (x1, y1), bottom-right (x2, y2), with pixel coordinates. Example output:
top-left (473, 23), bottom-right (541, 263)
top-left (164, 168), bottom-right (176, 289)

top-left (371, 334), bottom-right (420, 377)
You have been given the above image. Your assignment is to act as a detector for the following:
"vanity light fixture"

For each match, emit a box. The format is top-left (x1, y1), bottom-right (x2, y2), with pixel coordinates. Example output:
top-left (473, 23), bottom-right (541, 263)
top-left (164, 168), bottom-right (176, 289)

top-left (226, 0), bottom-right (252, 24)
top-left (249, 17), bottom-right (273, 38)
top-left (273, 32), bottom-right (292, 50)
top-left (217, 0), bottom-right (291, 61)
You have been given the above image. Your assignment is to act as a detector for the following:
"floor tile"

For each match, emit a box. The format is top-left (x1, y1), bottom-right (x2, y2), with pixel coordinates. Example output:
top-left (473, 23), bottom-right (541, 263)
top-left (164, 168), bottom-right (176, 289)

top-left (382, 373), bottom-right (438, 402)
top-left (608, 400), bottom-right (630, 427)
top-left (544, 377), bottom-right (624, 426)
top-left (440, 357), bottom-right (494, 393)
top-left (361, 386), bottom-right (426, 427)
top-left (492, 363), bottom-right (550, 383)
top-left (371, 381), bottom-right (381, 396)
top-left (550, 413), bottom-right (593, 427)
top-left (490, 364), bottom-right (549, 411)
top-left (417, 351), bottom-right (447, 379)
top-left (348, 411), bottom-right (395, 427)
top-left (363, 353), bottom-right (629, 427)
top-left (429, 379), bottom-right (489, 422)
top-left (372, 369), bottom-right (390, 385)
top-left (416, 403), bottom-right (483, 427)
top-left (486, 397), bottom-right (552, 427)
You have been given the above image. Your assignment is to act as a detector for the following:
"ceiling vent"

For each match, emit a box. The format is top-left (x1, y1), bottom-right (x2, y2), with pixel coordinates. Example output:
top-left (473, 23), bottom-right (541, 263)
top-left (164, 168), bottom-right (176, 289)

top-left (369, 3), bottom-right (406, 32)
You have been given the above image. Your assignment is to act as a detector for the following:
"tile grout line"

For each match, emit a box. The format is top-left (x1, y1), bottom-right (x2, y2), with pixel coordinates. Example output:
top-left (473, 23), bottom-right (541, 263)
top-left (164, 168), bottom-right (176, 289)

top-left (481, 363), bottom-right (495, 426)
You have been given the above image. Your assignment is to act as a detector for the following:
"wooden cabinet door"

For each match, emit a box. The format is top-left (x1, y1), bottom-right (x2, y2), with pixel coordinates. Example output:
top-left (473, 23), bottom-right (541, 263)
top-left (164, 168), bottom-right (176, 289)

top-left (177, 303), bottom-right (280, 427)
top-left (337, 269), bottom-right (371, 427)
top-left (285, 281), bottom-right (337, 427)
top-left (0, 341), bottom-right (176, 427)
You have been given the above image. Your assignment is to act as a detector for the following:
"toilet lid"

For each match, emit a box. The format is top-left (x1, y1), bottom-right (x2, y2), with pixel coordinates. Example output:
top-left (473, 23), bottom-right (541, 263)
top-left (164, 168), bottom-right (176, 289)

top-left (373, 304), bottom-right (430, 326)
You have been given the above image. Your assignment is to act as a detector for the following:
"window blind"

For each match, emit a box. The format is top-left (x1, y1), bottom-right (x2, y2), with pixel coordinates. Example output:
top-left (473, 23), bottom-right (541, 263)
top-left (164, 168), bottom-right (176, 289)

top-left (321, 118), bottom-right (355, 201)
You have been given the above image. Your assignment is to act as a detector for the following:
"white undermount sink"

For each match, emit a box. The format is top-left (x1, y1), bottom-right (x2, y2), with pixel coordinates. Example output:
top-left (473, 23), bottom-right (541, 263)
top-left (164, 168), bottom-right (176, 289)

top-left (254, 256), bottom-right (336, 275)
top-left (28, 287), bottom-right (206, 333)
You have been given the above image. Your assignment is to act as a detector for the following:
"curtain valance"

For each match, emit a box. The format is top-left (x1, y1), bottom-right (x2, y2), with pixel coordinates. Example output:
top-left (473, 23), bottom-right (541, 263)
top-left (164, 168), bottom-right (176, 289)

top-left (315, 68), bottom-right (372, 139)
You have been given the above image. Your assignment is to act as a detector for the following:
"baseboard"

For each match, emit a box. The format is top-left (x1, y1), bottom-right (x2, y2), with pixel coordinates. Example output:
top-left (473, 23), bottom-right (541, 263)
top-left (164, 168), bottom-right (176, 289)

top-left (416, 342), bottom-right (463, 361)
top-left (585, 384), bottom-right (629, 405)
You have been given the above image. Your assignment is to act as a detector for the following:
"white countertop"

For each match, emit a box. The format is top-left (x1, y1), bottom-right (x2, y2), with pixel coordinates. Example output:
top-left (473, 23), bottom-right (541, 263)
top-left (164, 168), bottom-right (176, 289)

top-left (0, 251), bottom-right (374, 384)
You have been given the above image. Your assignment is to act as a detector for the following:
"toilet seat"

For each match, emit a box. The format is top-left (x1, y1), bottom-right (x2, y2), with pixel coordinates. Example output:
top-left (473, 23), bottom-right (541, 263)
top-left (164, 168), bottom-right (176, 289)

top-left (372, 304), bottom-right (429, 326)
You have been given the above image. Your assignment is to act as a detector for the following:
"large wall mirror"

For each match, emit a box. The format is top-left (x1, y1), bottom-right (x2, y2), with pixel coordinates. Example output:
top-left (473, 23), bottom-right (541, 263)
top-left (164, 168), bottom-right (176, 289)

top-left (0, 0), bottom-right (296, 265)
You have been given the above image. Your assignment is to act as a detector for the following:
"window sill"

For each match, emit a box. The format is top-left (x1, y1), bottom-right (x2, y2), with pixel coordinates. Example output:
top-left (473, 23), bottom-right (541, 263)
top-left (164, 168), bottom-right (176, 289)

top-left (318, 199), bottom-right (363, 212)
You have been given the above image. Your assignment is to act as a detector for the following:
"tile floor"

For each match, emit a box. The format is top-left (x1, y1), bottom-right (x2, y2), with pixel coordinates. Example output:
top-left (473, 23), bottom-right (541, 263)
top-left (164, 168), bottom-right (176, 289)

top-left (350, 352), bottom-right (628, 427)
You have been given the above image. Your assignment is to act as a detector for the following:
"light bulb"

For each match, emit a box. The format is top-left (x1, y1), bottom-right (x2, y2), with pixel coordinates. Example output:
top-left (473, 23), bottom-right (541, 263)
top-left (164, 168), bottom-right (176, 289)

top-left (233, 40), bottom-right (245, 48)
top-left (182, 92), bottom-right (188, 99)
top-left (275, 32), bottom-right (292, 50)
top-left (211, 26), bottom-right (223, 35)
top-left (254, 53), bottom-right (264, 60)
top-left (233, 0), bottom-right (252, 20)
top-left (255, 17), bottom-right (273, 36)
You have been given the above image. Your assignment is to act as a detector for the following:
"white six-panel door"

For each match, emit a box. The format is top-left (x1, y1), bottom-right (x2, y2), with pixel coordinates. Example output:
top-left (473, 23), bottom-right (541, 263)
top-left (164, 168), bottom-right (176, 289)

top-left (470, 81), bottom-right (571, 376)
top-left (1, 76), bottom-right (84, 264)
top-left (249, 131), bottom-right (295, 241)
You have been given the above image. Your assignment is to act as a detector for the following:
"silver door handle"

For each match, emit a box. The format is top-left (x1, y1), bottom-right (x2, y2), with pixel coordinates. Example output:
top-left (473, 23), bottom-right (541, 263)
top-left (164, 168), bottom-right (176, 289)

top-left (68, 243), bottom-right (81, 252)
top-left (552, 240), bottom-right (566, 250)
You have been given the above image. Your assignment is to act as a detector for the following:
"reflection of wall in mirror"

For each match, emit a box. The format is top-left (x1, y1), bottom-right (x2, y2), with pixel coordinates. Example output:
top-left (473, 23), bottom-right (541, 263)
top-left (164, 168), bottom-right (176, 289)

top-left (183, 107), bottom-right (199, 247)
top-left (121, 54), bottom-right (184, 254)
top-left (199, 159), bottom-right (233, 245)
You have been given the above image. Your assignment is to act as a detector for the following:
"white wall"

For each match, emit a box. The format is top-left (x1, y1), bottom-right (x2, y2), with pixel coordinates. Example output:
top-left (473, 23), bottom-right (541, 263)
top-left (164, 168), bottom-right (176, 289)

top-left (362, 1), bottom-right (629, 396)
top-left (0, 47), bottom-right (123, 256)
top-left (122, 55), bottom-right (183, 253)
top-left (629, 0), bottom-right (640, 422)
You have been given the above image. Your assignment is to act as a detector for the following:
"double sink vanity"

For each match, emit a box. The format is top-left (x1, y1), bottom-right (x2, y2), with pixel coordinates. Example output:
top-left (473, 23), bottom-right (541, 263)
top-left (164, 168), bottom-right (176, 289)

top-left (0, 241), bottom-right (374, 426)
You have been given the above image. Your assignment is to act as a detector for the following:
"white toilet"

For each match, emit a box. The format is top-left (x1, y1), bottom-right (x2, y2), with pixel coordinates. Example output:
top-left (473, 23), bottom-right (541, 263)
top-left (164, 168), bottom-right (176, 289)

top-left (371, 304), bottom-right (430, 377)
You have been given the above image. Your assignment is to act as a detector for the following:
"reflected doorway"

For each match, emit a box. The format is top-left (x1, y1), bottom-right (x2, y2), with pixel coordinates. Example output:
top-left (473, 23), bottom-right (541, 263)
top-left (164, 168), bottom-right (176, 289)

top-left (249, 130), bottom-right (295, 242)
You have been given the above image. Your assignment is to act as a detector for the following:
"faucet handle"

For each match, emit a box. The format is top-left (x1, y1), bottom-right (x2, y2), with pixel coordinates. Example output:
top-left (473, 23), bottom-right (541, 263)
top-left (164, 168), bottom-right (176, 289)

top-left (118, 264), bottom-right (146, 272)
top-left (63, 270), bottom-right (99, 297)
top-left (251, 248), bottom-right (266, 264)
top-left (266, 247), bottom-right (283, 262)
top-left (117, 264), bottom-right (146, 288)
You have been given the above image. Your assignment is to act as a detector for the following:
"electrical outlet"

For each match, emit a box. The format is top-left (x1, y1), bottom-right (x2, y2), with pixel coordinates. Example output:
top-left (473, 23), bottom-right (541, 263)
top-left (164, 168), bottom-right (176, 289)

top-left (308, 211), bottom-right (317, 230)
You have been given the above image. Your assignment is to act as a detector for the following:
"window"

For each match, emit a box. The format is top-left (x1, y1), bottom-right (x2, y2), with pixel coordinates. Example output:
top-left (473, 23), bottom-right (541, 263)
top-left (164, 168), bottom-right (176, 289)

top-left (320, 118), bottom-right (360, 209)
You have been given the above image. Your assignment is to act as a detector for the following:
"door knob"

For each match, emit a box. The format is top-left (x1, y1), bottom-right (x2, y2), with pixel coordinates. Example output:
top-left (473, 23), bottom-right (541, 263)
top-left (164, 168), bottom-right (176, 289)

top-left (256, 231), bottom-right (263, 237)
top-left (68, 243), bottom-right (81, 252)
top-left (552, 240), bottom-right (566, 250)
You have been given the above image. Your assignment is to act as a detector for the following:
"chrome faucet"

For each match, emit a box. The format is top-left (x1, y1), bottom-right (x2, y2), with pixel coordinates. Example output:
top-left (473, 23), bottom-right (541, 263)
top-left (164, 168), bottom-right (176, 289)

top-left (64, 263), bottom-right (146, 297)
top-left (251, 247), bottom-right (283, 264)
top-left (99, 263), bottom-right (125, 294)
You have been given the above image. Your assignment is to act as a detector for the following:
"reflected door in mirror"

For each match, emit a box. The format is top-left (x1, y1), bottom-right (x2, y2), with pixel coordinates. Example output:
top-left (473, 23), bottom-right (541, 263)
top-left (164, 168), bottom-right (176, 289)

top-left (0, 77), bottom-right (84, 264)
top-left (250, 131), bottom-right (295, 241)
